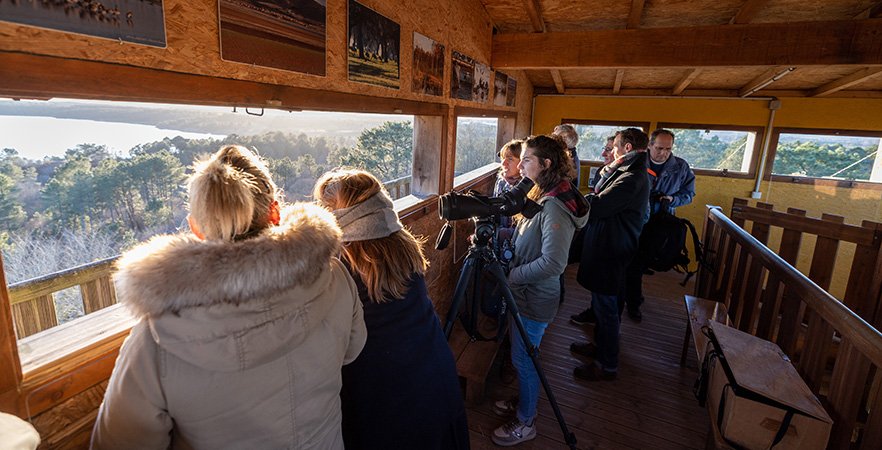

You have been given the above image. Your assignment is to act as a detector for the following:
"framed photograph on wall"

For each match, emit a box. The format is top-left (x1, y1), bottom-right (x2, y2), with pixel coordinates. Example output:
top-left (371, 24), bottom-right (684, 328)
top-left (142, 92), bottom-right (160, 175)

top-left (412, 32), bottom-right (444, 96)
top-left (450, 51), bottom-right (475, 101)
top-left (0, 0), bottom-right (166, 47)
top-left (494, 71), bottom-right (508, 106)
top-left (218, 0), bottom-right (326, 76)
top-left (473, 62), bottom-right (490, 103)
top-left (506, 77), bottom-right (517, 107)
top-left (348, 0), bottom-right (400, 89)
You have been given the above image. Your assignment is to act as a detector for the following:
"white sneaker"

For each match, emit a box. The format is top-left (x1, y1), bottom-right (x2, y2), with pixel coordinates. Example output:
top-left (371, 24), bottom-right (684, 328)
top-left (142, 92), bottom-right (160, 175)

top-left (492, 398), bottom-right (517, 417)
top-left (491, 418), bottom-right (536, 446)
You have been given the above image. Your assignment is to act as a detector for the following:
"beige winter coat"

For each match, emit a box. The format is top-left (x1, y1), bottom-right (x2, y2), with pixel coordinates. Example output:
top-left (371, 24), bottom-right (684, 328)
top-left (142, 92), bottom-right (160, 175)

top-left (91, 203), bottom-right (367, 450)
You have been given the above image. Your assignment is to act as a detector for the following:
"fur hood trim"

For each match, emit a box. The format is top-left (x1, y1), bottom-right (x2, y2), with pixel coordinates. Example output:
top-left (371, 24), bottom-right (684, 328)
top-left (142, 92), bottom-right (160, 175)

top-left (114, 203), bottom-right (342, 318)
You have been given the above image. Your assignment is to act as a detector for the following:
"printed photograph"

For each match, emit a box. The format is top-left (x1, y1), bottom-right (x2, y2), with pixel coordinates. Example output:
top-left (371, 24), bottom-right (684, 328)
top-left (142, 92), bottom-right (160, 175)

top-left (494, 71), bottom-right (508, 106)
top-left (412, 32), bottom-right (444, 96)
top-left (0, 0), bottom-right (166, 47)
top-left (219, 0), bottom-right (326, 76)
top-left (473, 62), bottom-right (490, 103)
top-left (450, 51), bottom-right (475, 101)
top-left (506, 76), bottom-right (517, 107)
top-left (348, 0), bottom-right (400, 89)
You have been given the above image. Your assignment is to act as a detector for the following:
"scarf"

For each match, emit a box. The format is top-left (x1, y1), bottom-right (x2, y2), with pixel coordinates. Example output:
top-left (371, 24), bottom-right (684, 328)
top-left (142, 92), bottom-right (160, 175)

top-left (545, 179), bottom-right (589, 217)
top-left (332, 191), bottom-right (402, 242)
top-left (594, 150), bottom-right (639, 193)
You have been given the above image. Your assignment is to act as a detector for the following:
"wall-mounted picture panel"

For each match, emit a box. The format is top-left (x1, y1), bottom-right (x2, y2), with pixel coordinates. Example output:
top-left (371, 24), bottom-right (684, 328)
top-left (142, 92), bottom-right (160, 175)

top-left (506, 77), bottom-right (517, 107)
top-left (494, 71), bottom-right (508, 106)
top-left (412, 32), bottom-right (444, 96)
top-left (0, 0), bottom-right (166, 47)
top-left (450, 51), bottom-right (475, 101)
top-left (218, 0), bottom-right (326, 76)
top-left (473, 62), bottom-right (490, 103)
top-left (348, 0), bottom-right (400, 89)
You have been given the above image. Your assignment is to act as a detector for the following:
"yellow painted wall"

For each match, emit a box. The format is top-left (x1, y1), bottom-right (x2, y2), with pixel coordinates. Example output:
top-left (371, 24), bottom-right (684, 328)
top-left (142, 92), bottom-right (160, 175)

top-left (534, 95), bottom-right (882, 297)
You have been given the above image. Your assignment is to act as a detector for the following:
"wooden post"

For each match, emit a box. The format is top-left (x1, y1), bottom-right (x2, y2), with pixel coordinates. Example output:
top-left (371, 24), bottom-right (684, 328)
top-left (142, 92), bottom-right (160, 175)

top-left (11, 295), bottom-right (57, 339)
top-left (80, 275), bottom-right (117, 315)
top-left (0, 253), bottom-right (23, 415)
top-left (737, 202), bottom-right (773, 333)
top-left (797, 213), bottom-right (844, 392)
top-left (775, 208), bottom-right (808, 354)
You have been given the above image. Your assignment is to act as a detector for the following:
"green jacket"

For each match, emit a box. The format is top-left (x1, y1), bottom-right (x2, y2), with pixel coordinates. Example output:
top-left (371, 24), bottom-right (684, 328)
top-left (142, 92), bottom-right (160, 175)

top-left (508, 195), bottom-right (589, 322)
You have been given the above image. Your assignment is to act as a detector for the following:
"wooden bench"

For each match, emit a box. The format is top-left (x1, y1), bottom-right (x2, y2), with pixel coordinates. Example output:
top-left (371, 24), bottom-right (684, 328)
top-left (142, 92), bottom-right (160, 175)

top-left (680, 295), bottom-right (732, 367)
top-left (447, 317), bottom-right (503, 404)
top-left (681, 295), bottom-right (737, 449)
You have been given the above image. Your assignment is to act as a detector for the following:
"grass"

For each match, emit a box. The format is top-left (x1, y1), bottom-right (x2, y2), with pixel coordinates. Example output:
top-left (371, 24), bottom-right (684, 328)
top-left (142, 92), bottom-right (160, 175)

top-left (348, 49), bottom-right (400, 89)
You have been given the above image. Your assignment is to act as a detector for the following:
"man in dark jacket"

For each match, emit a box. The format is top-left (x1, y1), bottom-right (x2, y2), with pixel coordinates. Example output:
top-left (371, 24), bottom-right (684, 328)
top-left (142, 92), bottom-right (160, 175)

top-left (571, 128), bottom-right (650, 381)
top-left (624, 129), bottom-right (696, 321)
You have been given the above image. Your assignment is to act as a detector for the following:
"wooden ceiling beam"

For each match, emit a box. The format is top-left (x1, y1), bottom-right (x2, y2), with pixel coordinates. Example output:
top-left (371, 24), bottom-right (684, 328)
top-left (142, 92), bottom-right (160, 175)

top-left (523, 0), bottom-right (546, 33)
top-left (854, 2), bottom-right (882, 19)
top-left (492, 19), bottom-right (882, 68)
top-left (738, 66), bottom-right (795, 97)
top-left (550, 69), bottom-right (565, 93)
top-left (730, 0), bottom-right (770, 24)
top-left (627, 0), bottom-right (645, 29)
top-left (810, 67), bottom-right (882, 97)
top-left (532, 87), bottom-right (882, 99)
top-left (613, 69), bottom-right (625, 94)
top-left (672, 68), bottom-right (702, 95)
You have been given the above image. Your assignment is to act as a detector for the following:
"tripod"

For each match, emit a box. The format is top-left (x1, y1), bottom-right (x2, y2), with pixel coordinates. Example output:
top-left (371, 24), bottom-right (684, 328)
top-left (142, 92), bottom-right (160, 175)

top-left (442, 218), bottom-right (578, 450)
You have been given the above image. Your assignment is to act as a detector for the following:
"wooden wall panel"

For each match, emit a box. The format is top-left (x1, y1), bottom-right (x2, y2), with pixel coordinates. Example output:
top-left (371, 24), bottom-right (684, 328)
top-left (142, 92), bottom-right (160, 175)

top-left (0, 0), bottom-right (527, 121)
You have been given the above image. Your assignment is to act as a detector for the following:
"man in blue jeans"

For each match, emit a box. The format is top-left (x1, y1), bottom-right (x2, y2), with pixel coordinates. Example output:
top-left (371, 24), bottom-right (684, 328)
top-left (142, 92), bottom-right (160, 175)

top-left (571, 128), bottom-right (649, 381)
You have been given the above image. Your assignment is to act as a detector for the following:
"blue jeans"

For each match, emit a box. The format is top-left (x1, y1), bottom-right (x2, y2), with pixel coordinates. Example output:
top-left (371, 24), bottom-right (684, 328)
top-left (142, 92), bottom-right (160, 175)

top-left (510, 316), bottom-right (549, 424)
top-left (592, 292), bottom-right (620, 372)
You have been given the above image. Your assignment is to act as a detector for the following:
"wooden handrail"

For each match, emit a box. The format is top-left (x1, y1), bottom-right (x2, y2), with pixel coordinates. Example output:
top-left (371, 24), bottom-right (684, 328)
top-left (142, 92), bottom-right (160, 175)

top-left (7, 257), bottom-right (117, 306)
top-left (731, 202), bottom-right (878, 245)
top-left (707, 206), bottom-right (882, 368)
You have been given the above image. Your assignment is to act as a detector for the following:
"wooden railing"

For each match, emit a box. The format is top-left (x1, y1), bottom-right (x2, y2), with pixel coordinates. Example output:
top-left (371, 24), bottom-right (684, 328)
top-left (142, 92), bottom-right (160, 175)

top-left (8, 257), bottom-right (118, 339)
top-left (384, 175), bottom-right (412, 200)
top-left (696, 199), bottom-right (882, 449)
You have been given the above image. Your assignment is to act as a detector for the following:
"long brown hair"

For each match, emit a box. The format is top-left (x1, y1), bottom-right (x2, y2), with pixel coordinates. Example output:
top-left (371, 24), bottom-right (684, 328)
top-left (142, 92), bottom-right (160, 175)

top-left (313, 169), bottom-right (429, 302)
top-left (188, 145), bottom-right (277, 241)
top-left (523, 134), bottom-right (573, 199)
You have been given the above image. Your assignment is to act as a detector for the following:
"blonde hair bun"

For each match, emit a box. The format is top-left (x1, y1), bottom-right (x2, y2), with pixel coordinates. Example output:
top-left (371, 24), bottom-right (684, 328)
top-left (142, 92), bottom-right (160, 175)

top-left (188, 145), bottom-right (276, 241)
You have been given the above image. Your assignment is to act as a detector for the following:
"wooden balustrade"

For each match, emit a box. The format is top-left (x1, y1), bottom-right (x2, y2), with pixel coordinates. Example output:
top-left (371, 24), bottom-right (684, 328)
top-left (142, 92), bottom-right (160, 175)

top-left (696, 199), bottom-right (882, 450)
top-left (383, 175), bottom-right (412, 200)
top-left (7, 257), bottom-right (118, 339)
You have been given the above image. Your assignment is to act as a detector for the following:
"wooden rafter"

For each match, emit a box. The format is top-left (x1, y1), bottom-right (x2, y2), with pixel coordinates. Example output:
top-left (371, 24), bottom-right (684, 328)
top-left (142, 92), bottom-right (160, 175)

top-left (550, 69), bottom-right (565, 94)
top-left (730, 0), bottom-right (770, 24)
top-left (492, 19), bottom-right (882, 68)
top-left (738, 66), bottom-right (794, 97)
top-left (627, 0), bottom-right (645, 29)
top-left (854, 2), bottom-right (882, 19)
top-left (613, 69), bottom-right (625, 94)
top-left (523, 0), bottom-right (546, 33)
top-left (810, 67), bottom-right (882, 97)
top-left (672, 68), bottom-right (702, 95)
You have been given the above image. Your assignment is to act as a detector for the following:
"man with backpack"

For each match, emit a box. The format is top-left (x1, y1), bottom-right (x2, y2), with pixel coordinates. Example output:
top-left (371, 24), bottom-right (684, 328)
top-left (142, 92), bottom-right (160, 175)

top-left (624, 129), bottom-right (696, 322)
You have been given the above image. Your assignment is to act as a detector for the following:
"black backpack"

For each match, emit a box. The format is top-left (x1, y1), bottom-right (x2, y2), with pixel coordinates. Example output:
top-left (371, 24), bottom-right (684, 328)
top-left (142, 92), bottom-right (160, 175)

top-left (638, 207), bottom-right (707, 285)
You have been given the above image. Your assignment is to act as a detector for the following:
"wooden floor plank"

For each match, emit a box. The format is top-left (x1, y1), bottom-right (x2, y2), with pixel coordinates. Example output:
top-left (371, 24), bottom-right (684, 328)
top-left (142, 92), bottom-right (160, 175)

top-left (467, 267), bottom-right (708, 449)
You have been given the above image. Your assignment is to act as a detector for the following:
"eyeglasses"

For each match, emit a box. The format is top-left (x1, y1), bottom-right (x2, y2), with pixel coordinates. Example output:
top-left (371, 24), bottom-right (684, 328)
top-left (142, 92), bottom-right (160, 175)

top-left (602, 147), bottom-right (613, 152)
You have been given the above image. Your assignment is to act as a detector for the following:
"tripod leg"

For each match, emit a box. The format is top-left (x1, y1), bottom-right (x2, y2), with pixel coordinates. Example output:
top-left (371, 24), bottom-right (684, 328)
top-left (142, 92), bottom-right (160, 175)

top-left (486, 262), bottom-right (578, 450)
top-left (443, 253), bottom-right (479, 339)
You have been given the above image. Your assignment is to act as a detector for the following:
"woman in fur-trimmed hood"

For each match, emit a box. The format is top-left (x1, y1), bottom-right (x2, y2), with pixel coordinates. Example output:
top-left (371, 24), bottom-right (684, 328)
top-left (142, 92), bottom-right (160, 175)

top-left (91, 145), bottom-right (367, 450)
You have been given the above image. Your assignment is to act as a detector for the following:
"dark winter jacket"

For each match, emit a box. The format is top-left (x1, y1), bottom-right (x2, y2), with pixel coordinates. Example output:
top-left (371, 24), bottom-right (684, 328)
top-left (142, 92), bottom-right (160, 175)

top-left (341, 273), bottom-right (469, 450)
top-left (649, 155), bottom-right (695, 214)
top-left (576, 152), bottom-right (650, 295)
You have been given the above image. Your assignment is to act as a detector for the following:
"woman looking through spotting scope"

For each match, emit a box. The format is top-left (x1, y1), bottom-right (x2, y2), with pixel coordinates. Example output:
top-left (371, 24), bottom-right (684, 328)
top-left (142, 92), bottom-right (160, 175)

top-left (314, 169), bottom-right (469, 450)
top-left (491, 135), bottom-right (589, 446)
